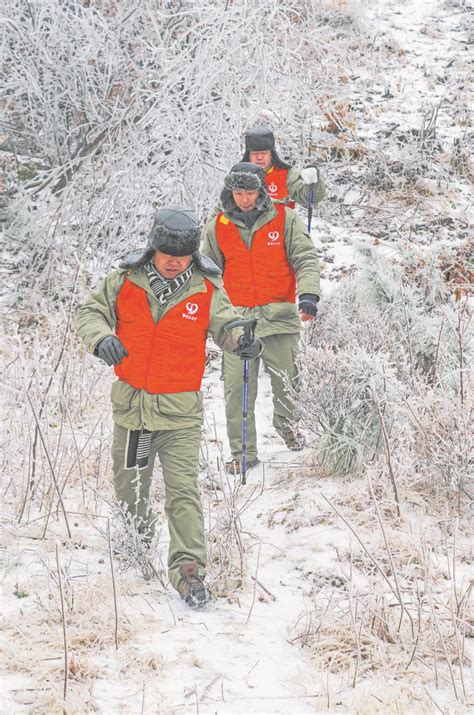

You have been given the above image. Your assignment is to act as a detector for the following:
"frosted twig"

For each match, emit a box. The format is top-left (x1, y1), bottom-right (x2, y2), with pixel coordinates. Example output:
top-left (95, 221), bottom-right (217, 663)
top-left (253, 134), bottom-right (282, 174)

top-left (367, 473), bottom-right (412, 636)
top-left (25, 391), bottom-right (71, 538)
top-left (370, 388), bottom-right (400, 517)
top-left (107, 518), bottom-right (119, 650)
top-left (251, 576), bottom-right (276, 601)
top-left (55, 543), bottom-right (68, 702)
top-left (245, 542), bottom-right (262, 625)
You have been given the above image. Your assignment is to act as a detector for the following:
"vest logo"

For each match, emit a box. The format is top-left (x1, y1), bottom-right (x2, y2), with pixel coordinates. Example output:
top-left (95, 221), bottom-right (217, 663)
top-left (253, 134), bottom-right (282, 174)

top-left (182, 302), bottom-right (199, 321)
top-left (268, 182), bottom-right (278, 194)
top-left (267, 230), bottom-right (280, 246)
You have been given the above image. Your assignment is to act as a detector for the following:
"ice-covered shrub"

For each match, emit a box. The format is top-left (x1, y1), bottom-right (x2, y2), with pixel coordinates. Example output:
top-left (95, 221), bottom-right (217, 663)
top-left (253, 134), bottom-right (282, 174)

top-left (298, 345), bottom-right (402, 476)
top-left (297, 244), bottom-right (472, 505)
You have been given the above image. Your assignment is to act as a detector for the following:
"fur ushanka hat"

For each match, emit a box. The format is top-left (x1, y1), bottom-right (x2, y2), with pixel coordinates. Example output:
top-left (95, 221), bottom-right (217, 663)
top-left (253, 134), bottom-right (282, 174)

top-left (241, 126), bottom-right (291, 170)
top-left (220, 162), bottom-right (273, 213)
top-left (121, 205), bottom-right (211, 270)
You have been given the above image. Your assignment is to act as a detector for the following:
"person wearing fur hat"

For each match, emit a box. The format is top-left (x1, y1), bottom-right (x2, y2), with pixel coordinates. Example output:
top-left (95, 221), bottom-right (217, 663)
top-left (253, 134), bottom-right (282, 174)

top-left (241, 125), bottom-right (325, 209)
top-left (201, 164), bottom-right (320, 473)
top-left (75, 205), bottom-right (261, 607)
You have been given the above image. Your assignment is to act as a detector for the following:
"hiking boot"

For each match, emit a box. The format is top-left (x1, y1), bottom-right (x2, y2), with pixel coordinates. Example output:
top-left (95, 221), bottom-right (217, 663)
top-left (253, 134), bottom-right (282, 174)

top-left (281, 430), bottom-right (306, 451)
top-left (225, 457), bottom-right (260, 475)
top-left (177, 561), bottom-right (212, 608)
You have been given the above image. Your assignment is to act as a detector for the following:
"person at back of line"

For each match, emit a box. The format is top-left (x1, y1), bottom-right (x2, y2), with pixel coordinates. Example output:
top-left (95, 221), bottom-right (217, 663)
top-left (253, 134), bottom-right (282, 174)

top-left (241, 125), bottom-right (325, 209)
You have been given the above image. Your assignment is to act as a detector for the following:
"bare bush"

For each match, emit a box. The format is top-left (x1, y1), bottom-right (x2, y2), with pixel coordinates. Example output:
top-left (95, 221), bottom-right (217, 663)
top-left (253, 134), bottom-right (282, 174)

top-left (204, 451), bottom-right (263, 600)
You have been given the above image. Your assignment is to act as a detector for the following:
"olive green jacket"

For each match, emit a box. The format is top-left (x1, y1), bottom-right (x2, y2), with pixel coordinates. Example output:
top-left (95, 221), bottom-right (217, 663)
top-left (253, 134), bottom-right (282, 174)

top-left (201, 205), bottom-right (320, 338)
top-left (273, 166), bottom-right (326, 209)
top-left (74, 263), bottom-right (243, 431)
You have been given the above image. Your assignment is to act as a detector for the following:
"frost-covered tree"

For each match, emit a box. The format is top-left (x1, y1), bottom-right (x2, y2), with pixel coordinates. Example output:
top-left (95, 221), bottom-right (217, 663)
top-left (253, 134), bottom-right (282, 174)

top-left (2, 0), bottom-right (367, 292)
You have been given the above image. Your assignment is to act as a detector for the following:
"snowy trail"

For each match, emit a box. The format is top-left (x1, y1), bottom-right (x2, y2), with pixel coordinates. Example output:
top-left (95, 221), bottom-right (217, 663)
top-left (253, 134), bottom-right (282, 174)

top-left (106, 356), bottom-right (349, 714)
top-left (141, 372), bottom-right (324, 713)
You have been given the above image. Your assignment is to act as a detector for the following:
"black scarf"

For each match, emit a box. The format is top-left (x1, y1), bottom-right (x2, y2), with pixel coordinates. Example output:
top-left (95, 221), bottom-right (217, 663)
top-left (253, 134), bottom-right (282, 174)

top-left (229, 208), bottom-right (265, 228)
top-left (146, 260), bottom-right (193, 305)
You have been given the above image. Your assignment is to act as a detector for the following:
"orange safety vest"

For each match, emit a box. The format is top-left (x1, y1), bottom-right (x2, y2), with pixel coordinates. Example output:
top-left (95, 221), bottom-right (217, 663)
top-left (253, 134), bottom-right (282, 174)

top-left (114, 279), bottom-right (214, 393)
top-left (215, 205), bottom-right (296, 307)
top-left (265, 166), bottom-right (295, 208)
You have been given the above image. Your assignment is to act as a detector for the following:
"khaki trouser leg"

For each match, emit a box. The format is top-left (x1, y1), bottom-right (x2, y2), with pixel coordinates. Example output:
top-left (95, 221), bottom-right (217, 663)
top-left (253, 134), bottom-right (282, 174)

top-left (222, 351), bottom-right (260, 461)
top-left (111, 423), bottom-right (206, 591)
top-left (112, 423), bottom-right (158, 535)
top-left (260, 333), bottom-right (300, 435)
top-left (155, 425), bottom-right (206, 590)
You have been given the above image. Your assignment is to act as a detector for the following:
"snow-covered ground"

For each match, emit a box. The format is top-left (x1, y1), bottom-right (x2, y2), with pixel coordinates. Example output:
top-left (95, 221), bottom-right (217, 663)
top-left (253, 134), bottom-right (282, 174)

top-left (1, 0), bottom-right (472, 712)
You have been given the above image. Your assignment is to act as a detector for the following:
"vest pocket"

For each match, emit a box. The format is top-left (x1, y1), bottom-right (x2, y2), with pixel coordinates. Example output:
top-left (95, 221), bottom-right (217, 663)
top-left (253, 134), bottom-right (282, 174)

top-left (111, 380), bottom-right (134, 409)
top-left (157, 391), bottom-right (203, 417)
top-left (261, 302), bottom-right (298, 322)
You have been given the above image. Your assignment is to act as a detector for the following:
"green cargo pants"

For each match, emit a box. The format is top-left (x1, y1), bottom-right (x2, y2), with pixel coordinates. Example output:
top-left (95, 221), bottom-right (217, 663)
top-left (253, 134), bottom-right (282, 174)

top-left (111, 423), bottom-right (206, 590)
top-left (222, 332), bottom-right (299, 461)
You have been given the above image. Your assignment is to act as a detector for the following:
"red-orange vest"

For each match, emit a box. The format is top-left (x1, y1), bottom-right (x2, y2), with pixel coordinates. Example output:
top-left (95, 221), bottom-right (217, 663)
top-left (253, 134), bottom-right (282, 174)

top-left (215, 205), bottom-right (296, 307)
top-left (114, 278), bottom-right (214, 393)
top-left (265, 166), bottom-right (295, 208)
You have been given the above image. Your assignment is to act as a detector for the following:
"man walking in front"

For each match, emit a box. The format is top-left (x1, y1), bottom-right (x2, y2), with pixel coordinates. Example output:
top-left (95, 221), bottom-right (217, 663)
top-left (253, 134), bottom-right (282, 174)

top-left (202, 163), bottom-right (320, 473)
top-left (75, 206), bottom-right (261, 607)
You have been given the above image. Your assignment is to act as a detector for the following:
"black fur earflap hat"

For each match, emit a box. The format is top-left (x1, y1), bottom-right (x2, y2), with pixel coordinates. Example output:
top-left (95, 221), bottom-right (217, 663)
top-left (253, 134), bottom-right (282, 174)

top-left (245, 126), bottom-right (275, 152)
top-left (224, 162), bottom-right (265, 192)
top-left (242, 125), bottom-right (291, 170)
top-left (220, 162), bottom-right (273, 214)
top-left (147, 206), bottom-right (201, 256)
top-left (120, 205), bottom-right (202, 268)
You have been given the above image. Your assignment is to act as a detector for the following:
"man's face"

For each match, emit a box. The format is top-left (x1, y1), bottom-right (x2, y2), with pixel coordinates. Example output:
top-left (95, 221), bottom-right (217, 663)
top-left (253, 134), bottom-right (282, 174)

top-left (249, 150), bottom-right (272, 170)
top-left (232, 189), bottom-right (259, 212)
top-left (154, 251), bottom-right (192, 279)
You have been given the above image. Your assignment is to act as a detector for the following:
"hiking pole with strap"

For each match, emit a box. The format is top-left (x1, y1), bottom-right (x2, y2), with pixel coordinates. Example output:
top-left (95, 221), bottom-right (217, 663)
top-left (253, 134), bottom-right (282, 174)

top-left (224, 317), bottom-right (258, 485)
top-left (307, 184), bottom-right (315, 233)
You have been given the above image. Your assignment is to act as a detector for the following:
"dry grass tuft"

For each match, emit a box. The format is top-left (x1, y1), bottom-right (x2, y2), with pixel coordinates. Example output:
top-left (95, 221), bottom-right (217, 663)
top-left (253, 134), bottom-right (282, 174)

top-left (290, 488), bottom-right (472, 707)
top-left (3, 575), bottom-right (134, 679)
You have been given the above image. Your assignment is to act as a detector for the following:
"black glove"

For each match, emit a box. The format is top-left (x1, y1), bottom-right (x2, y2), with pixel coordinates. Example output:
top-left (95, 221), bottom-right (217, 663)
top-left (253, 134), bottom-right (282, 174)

top-left (96, 336), bottom-right (128, 366)
top-left (234, 334), bottom-right (262, 360)
top-left (298, 293), bottom-right (319, 316)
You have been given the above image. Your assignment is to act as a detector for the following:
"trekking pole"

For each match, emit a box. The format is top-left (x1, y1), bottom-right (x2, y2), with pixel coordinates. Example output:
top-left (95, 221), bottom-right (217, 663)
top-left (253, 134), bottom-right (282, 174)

top-left (307, 184), bottom-right (315, 234)
top-left (224, 317), bottom-right (258, 485)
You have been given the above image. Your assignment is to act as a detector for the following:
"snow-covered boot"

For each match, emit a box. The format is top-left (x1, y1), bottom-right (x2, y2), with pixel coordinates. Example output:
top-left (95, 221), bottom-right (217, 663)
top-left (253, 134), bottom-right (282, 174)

top-left (177, 561), bottom-right (212, 608)
top-left (225, 457), bottom-right (260, 475)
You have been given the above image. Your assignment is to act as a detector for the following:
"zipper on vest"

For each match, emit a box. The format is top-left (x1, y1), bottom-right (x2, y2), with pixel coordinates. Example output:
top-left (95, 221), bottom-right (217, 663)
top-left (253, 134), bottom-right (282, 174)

top-left (249, 253), bottom-right (258, 305)
top-left (144, 322), bottom-right (159, 393)
top-left (247, 228), bottom-right (259, 306)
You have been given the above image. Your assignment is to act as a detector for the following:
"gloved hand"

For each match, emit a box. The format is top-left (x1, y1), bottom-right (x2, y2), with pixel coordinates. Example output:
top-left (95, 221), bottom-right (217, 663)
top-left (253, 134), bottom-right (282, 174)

top-left (300, 167), bottom-right (319, 185)
top-left (96, 336), bottom-right (128, 366)
top-left (298, 293), bottom-right (319, 318)
top-left (234, 334), bottom-right (263, 360)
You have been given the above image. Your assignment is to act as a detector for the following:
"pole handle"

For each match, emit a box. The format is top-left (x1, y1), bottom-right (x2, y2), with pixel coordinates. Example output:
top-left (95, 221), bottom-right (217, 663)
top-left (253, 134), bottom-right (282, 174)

top-left (224, 317), bottom-right (257, 346)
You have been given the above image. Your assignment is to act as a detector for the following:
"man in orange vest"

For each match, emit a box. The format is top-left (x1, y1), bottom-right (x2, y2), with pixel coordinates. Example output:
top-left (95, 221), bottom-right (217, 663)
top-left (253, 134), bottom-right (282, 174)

top-left (75, 206), bottom-right (261, 607)
top-left (241, 125), bottom-right (325, 209)
top-left (202, 164), bottom-right (320, 473)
